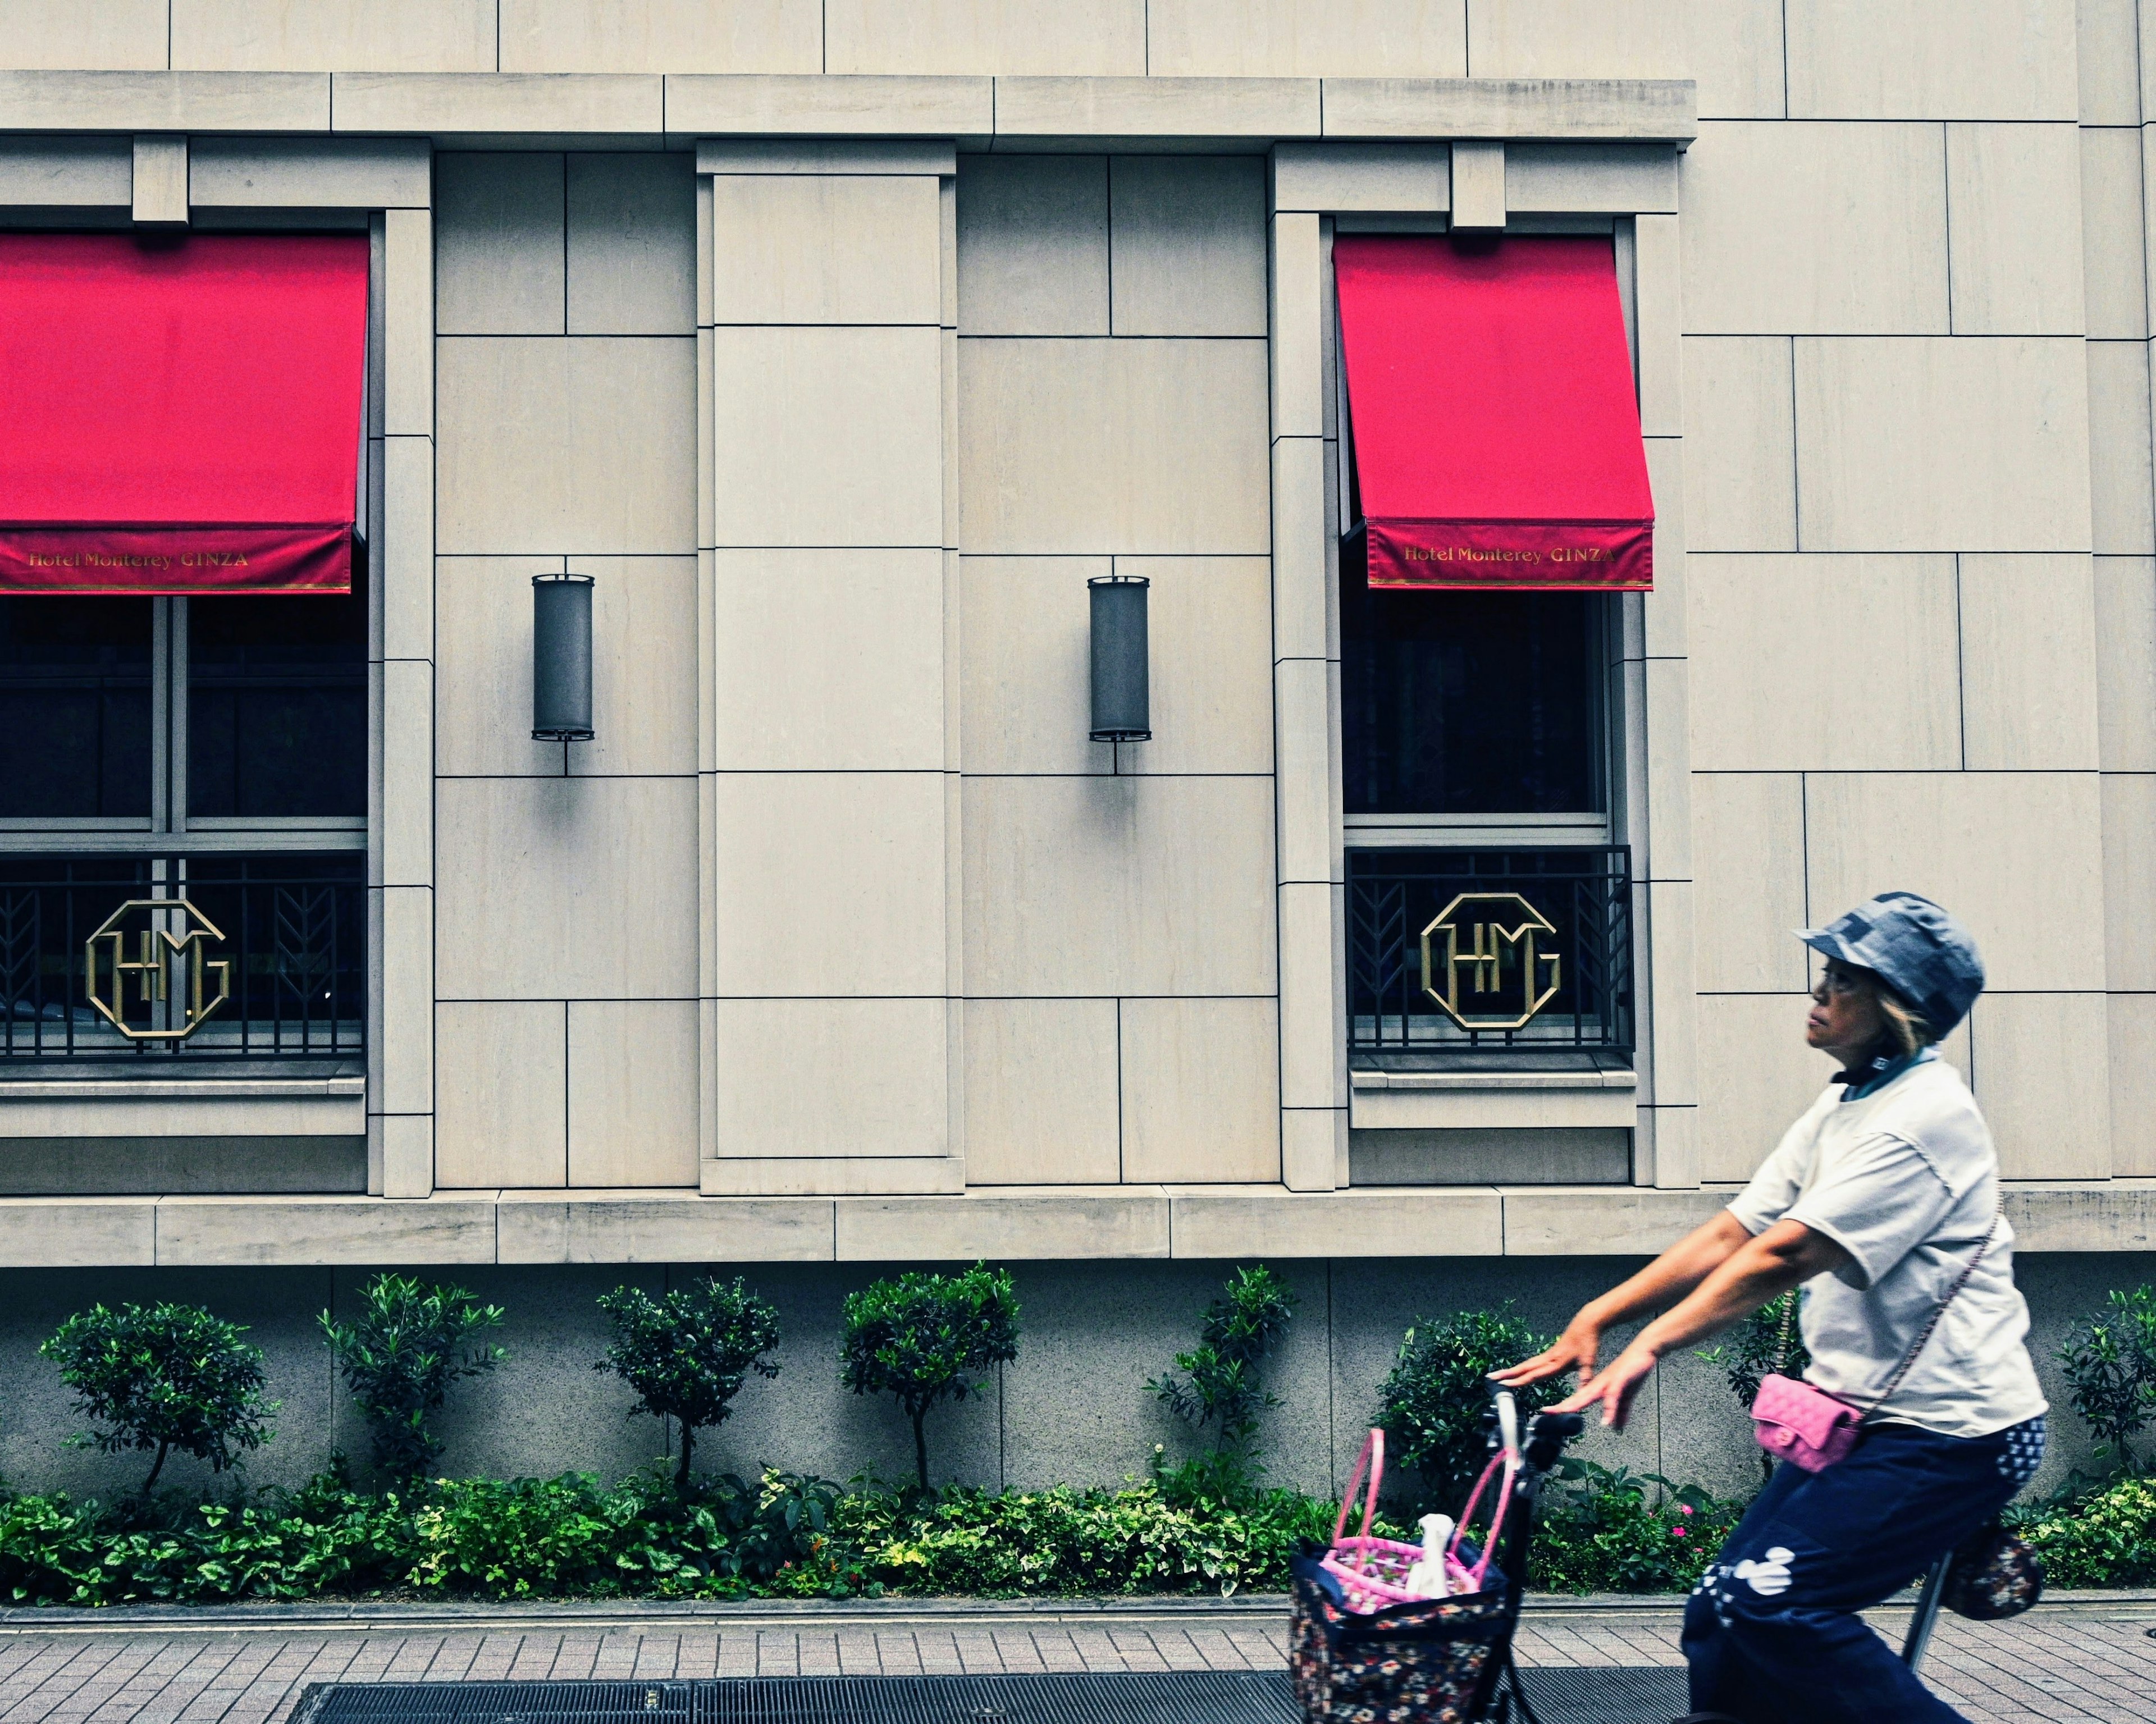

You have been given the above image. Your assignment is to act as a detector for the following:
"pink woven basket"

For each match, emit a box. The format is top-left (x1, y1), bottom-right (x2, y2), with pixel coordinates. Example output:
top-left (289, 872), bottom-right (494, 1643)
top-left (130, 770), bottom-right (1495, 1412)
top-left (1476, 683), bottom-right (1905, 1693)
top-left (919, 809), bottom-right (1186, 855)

top-left (1319, 1427), bottom-right (1512, 1612)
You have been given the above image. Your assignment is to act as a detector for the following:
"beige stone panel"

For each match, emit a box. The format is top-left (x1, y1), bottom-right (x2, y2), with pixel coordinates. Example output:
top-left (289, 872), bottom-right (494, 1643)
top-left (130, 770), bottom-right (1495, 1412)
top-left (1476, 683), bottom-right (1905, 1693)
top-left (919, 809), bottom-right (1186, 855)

top-left (567, 153), bottom-right (694, 336)
top-left (712, 550), bottom-right (945, 771)
top-left (189, 136), bottom-right (431, 209)
top-left (498, 1192), bottom-right (836, 1261)
top-left (1120, 997), bottom-right (1281, 1183)
top-left (0, 136), bottom-right (131, 203)
top-left (958, 338), bottom-right (1269, 555)
top-left (171, 2), bottom-right (493, 71)
top-left (1112, 556), bottom-right (1275, 776)
top-left (2109, 993), bottom-right (2156, 1176)
top-left (2088, 339), bottom-right (2156, 553)
top-left (960, 555), bottom-right (1114, 775)
top-left (712, 326), bottom-right (944, 548)
top-left (1803, 771), bottom-right (2105, 990)
top-left (2080, 0), bottom-right (2141, 122)
top-left (826, 0), bottom-right (1144, 74)
top-left (1970, 993), bottom-right (2111, 1176)
top-left (436, 1001), bottom-right (567, 1189)
top-left (1318, 75), bottom-right (1691, 141)
top-left (1945, 124), bottom-right (2085, 335)
top-left (1696, 993), bottom-right (1833, 1182)
top-left (0, 70), bottom-right (331, 131)
top-left (1272, 437), bottom-right (1328, 660)
top-left (131, 134), bottom-right (186, 226)
top-left (1681, 338), bottom-right (1796, 552)
top-left (154, 1195), bottom-right (499, 1264)
top-left (960, 999), bottom-right (1121, 1184)
top-left (1506, 143), bottom-right (1678, 214)
top-left (702, 1156), bottom-right (961, 1193)
top-left (437, 555), bottom-right (697, 778)
top-left (666, 73), bottom-right (994, 138)
top-left (1958, 554), bottom-right (2101, 769)
top-left (1691, 775), bottom-right (1808, 993)
top-left (1168, 1188), bottom-right (1499, 1257)
top-left (1466, 0), bottom-right (1686, 78)
top-left (1271, 212), bottom-right (1323, 439)
top-left (1108, 157), bottom-right (1266, 337)
top-left (1504, 1187), bottom-right (1733, 1254)
top-left (436, 337), bottom-right (697, 555)
top-left (567, 1000), bottom-right (697, 1187)
top-left (2095, 556), bottom-right (2156, 769)
top-left (0, 3), bottom-right (166, 70)
top-left (837, 1190), bottom-right (1171, 1259)
top-left (711, 173), bottom-right (942, 327)
top-left (0, 1199), bottom-right (155, 1267)
top-left (2103, 772), bottom-right (2156, 989)
top-left (499, 1), bottom-right (821, 73)
top-left (1449, 141), bottom-right (1505, 230)
top-left (377, 1111), bottom-right (433, 1200)
top-left (1274, 657), bottom-right (1330, 885)
top-left (376, 885), bottom-right (433, 1117)
top-left (707, 997), bottom-right (949, 1159)
top-left (1146, 0), bottom-right (1463, 76)
top-left (2085, 132), bottom-right (2148, 341)
top-left (328, 72), bottom-right (665, 135)
top-left (1271, 142), bottom-right (1450, 214)
top-left (1688, 554), bottom-right (1960, 769)
top-left (1793, 338), bottom-right (2092, 552)
top-left (437, 776), bottom-right (698, 998)
top-left (995, 75), bottom-right (1319, 140)
top-left (710, 772), bottom-right (948, 996)
top-left (1276, 880), bottom-right (1341, 1112)
top-left (435, 153), bottom-right (565, 337)
top-left (382, 208), bottom-right (433, 437)
top-left (2005, 1183), bottom-right (2156, 1247)
top-left (954, 154), bottom-right (1108, 337)
top-left (380, 657), bottom-right (433, 888)
top-left (1680, 122), bottom-right (1947, 335)
top-left (964, 775), bottom-right (1276, 997)
top-left (1683, 0), bottom-right (1784, 118)
top-left (1785, 0), bottom-right (2079, 121)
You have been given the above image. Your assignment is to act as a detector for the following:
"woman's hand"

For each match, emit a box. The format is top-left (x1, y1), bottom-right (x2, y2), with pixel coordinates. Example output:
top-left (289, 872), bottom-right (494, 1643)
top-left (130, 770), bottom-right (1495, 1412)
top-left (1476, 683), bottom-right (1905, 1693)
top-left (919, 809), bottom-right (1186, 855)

top-left (1551, 1338), bottom-right (1660, 1430)
top-left (1490, 1316), bottom-right (1603, 1391)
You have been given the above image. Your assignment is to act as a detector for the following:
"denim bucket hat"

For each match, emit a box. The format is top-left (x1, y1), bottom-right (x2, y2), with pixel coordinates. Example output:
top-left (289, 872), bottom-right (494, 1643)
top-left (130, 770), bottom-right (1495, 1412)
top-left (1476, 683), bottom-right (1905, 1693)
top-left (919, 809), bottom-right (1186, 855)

top-left (1797, 890), bottom-right (1986, 1040)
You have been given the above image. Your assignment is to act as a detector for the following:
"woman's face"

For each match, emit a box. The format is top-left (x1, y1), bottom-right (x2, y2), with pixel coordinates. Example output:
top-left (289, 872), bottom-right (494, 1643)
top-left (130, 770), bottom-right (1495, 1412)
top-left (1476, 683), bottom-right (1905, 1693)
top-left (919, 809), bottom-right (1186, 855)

top-left (1807, 959), bottom-right (1885, 1059)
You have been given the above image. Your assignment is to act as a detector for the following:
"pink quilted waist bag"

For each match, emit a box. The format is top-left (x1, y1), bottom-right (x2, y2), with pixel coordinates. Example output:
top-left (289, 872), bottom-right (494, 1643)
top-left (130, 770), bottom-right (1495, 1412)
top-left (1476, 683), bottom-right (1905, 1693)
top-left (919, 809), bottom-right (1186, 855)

top-left (1751, 1372), bottom-right (1862, 1473)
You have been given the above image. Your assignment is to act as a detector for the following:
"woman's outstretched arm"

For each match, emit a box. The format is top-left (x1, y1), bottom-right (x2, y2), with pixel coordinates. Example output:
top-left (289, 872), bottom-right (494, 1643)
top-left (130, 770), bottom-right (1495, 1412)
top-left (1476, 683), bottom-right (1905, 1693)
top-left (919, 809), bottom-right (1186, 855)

top-left (1490, 1209), bottom-right (1757, 1394)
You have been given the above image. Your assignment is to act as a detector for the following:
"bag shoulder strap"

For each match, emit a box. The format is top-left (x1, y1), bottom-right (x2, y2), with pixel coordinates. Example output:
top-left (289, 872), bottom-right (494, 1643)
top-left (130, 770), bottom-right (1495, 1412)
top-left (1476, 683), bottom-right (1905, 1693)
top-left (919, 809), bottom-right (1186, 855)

top-left (1863, 1201), bottom-right (2002, 1414)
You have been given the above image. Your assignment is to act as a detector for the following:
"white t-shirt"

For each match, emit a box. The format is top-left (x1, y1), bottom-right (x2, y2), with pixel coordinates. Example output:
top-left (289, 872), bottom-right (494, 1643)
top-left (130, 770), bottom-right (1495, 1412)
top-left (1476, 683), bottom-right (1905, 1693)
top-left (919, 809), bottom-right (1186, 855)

top-left (1726, 1052), bottom-right (2047, 1439)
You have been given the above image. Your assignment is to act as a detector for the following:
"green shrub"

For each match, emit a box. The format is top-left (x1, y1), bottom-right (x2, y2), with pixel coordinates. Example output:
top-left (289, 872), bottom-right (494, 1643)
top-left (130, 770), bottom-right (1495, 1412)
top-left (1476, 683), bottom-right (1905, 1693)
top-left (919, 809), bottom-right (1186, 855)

top-left (321, 1275), bottom-right (506, 1485)
top-left (1147, 1266), bottom-right (1296, 1502)
top-left (1378, 1306), bottom-right (1558, 1510)
top-left (1528, 1460), bottom-right (1748, 1594)
top-left (2017, 1474), bottom-right (2156, 1586)
top-left (597, 1277), bottom-right (782, 1488)
top-left (842, 1262), bottom-right (1020, 1492)
top-left (2055, 1286), bottom-right (2156, 1475)
top-left (40, 1302), bottom-right (277, 1492)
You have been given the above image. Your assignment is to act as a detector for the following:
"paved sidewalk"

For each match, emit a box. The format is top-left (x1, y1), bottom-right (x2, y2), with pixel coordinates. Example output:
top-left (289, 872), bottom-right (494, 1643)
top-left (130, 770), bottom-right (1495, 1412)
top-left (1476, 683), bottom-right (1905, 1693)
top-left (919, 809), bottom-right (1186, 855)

top-left (0, 1594), bottom-right (2149, 1724)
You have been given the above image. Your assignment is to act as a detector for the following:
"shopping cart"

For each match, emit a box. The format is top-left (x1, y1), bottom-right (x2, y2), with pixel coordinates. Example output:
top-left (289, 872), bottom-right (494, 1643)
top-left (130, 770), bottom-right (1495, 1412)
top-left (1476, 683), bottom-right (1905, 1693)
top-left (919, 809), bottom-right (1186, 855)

top-left (1290, 1388), bottom-right (1584, 1724)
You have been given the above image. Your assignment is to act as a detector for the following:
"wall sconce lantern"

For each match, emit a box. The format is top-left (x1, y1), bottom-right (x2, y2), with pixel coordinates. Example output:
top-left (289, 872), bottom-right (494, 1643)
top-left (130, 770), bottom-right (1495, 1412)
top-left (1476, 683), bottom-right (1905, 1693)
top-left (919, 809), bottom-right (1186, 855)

top-left (1088, 574), bottom-right (1150, 742)
top-left (532, 572), bottom-right (595, 742)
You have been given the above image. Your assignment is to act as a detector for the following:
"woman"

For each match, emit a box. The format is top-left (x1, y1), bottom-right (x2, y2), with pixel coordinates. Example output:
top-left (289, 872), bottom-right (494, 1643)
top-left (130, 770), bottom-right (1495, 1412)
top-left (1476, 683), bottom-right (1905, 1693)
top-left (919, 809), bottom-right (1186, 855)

top-left (1494, 891), bottom-right (2047, 1724)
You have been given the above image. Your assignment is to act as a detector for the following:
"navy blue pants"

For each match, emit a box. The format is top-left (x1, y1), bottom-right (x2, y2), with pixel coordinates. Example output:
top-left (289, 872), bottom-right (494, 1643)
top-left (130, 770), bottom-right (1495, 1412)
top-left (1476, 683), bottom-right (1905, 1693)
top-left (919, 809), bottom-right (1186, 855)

top-left (1680, 1415), bottom-right (2045, 1723)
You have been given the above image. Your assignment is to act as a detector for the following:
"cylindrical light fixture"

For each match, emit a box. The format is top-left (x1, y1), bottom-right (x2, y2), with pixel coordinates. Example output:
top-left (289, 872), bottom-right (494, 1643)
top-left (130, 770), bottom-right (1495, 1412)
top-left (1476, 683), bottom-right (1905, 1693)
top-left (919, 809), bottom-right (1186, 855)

top-left (532, 572), bottom-right (595, 742)
top-left (1088, 573), bottom-right (1151, 742)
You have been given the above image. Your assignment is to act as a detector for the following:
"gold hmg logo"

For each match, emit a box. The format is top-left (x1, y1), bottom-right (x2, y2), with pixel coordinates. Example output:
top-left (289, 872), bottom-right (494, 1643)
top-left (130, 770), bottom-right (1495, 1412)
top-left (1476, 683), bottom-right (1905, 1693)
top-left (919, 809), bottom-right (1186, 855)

top-left (85, 899), bottom-right (232, 1041)
top-left (1419, 892), bottom-right (1563, 1031)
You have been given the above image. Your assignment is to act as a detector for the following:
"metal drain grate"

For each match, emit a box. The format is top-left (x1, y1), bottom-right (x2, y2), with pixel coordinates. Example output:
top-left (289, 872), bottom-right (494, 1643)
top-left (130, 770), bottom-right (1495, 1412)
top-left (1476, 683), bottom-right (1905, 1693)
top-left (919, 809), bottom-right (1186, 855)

top-left (291, 1667), bottom-right (1690, 1724)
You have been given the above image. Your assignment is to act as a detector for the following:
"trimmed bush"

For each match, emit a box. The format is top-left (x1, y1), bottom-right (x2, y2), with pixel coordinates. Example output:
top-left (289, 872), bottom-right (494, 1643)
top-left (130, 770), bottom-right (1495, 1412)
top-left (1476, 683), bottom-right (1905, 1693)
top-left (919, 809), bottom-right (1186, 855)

top-left (1146, 1266), bottom-right (1296, 1492)
top-left (40, 1302), bottom-right (276, 1492)
top-left (842, 1262), bottom-right (1020, 1492)
top-left (597, 1277), bottom-right (782, 1487)
top-left (1378, 1305), bottom-right (1557, 1510)
top-left (321, 1274), bottom-right (506, 1485)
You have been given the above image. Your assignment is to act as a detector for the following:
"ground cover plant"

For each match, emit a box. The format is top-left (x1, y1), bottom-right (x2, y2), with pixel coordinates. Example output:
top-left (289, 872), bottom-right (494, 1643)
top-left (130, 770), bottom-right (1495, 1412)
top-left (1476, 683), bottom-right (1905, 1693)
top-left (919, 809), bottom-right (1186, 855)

top-left (321, 1275), bottom-right (506, 1485)
top-left (597, 1277), bottom-right (782, 1488)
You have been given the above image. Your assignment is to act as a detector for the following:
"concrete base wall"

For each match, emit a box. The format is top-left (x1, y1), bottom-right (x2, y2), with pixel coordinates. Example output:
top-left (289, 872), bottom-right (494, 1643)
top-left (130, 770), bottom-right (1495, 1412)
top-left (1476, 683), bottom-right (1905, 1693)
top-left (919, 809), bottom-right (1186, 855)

top-left (0, 1255), bottom-right (2144, 1507)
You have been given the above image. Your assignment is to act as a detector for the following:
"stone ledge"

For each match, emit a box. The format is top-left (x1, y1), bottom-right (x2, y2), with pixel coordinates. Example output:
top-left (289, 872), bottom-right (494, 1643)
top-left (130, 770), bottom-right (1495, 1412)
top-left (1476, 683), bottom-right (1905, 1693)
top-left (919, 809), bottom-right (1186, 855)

top-left (1, 1181), bottom-right (2140, 1268)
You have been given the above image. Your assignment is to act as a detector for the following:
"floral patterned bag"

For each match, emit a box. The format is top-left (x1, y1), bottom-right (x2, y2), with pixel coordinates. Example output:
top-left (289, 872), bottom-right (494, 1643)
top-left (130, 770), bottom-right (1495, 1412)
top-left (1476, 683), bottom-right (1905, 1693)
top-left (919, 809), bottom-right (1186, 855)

top-left (1942, 1520), bottom-right (2043, 1620)
top-left (1289, 1552), bottom-right (1523, 1724)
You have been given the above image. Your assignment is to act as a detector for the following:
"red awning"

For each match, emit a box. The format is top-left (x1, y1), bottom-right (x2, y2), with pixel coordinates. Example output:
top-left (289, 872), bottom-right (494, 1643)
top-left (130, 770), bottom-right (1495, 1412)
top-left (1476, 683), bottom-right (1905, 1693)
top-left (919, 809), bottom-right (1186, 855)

top-left (0, 234), bottom-right (368, 595)
top-left (1335, 234), bottom-right (1652, 591)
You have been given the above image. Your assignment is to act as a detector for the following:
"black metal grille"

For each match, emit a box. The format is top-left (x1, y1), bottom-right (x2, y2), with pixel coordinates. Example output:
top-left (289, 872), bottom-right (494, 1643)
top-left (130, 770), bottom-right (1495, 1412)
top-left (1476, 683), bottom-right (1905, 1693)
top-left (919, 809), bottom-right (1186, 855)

top-left (0, 853), bottom-right (364, 1060)
top-left (289, 1668), bottom-right (1688, 1724)
top-left (1346, 847), bottom-right (1633, 1058)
